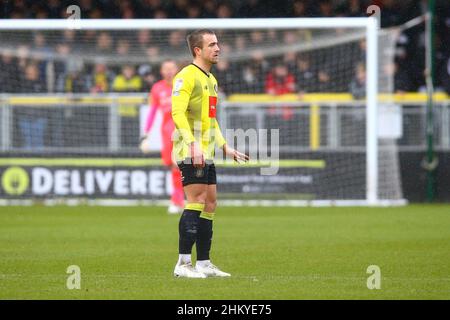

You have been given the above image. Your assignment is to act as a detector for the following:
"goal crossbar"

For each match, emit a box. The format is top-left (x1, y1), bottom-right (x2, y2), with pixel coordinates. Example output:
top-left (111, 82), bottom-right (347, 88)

top-left (1, 18), bottom-right (375, 30)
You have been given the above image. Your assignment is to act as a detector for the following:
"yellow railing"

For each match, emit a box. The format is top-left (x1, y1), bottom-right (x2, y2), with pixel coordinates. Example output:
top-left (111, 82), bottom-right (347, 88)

top-left (0, 92), bottom-right (449, 106)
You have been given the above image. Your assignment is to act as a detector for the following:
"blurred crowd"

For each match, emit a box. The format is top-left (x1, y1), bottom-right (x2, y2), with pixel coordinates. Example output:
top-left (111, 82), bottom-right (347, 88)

top-left (1, 0), bottom-right (450, 96)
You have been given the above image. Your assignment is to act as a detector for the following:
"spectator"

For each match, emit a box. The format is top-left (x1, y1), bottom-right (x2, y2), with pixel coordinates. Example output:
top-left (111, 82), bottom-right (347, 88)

top-left (201, 0), bottom-right (218, 18)
top-left (187, 4), bottom-right (202, 18)
top-left (265, 63), bottom-right (296, 95)
top-left (49, 44), bottom-right (72, 148)
top-left (217, 3), bottom-right (233, 19)
top-left (240, 51), bottom-right (268, 93)
top-left (53, 42), bottom-right (72, 90)
top-left (438, 55), bottom-right (450, 94)
top-left (34, 7), bottom-right (49, 19)
top-left (10, 0), bottom-right (28, 16)
top-left (349, 62), bottom-right (366, 99)
top-left (0, 49), bottom-right (21, 93)
top-left (215, 58), bottom-right (238, 96)
top-left (168, 0), bottom-right (189, 18)
top-left (139, 64), bottom-right (158, 92)
top-left (140, 0), bottom-right (164, 18)
top-left (56, 59), bottom-right (87, 93)
top-left (167, 30), bottom-right (186, 54)
top-left (112, 65), bottom-right (142, 93)
top-left (317, 0), bottom-right (335, 17)
top-left (44, 0), bottom-right (61, 18)
top-left (337, 0), bottom-right (365, 17)
top-left (249, 31), bottom-right (265, 48)
top-left (145, 46), bottom-right (161, 61)
top-left (265, 63), bottom-right (296, 119)
top-left (317, 70), bottom-right (332, 92)
top-left (81, 30), bottom-right (99, 51)
top-left (9, 11), bottom-right (26, 18)
top-left (382, 62), bottom-right (412, 93)
top-left (88, 8), bottom-right (104, 19)
top-left (136, 30), bottom-right (152, 54)
top-left (437, 2), bottom-right (450, 55)
top-left (283, 31), bottom-right (299, 46)
top-left (79, 0), bottom-right (96, 18)
top-left (112, 65), bottom-right (143, 146)
top-left (290, 0), bottom-right (312, 17)
top-left (112, 64), bottom-right (142, 114)
top-left (87, 60), bottom-right (115, 93)
top-left (116, 39), bottom-right (131, 57)
top-left (153, 8), bottom-right (168, 18)
top-left (18, 63), bottom-right (48, 149)
top-left (237, 0), bottom-right (266, 18)
top-left (32, 32), bottom-right (52, 84)
top-left (283, 52), bottom-right (297, 72)
top-left (295, 54), bottom-right (317, 94)
top-left (61, 29), bottom-right (78, 51)
top-left (234, 35), bottom-right (246, 52)
top-left (379, 0), bottom-right (404, 28)
top-left (118, 0), bottom-right (136, 19)
top-left (96, 32), bottom-right (113, 55)
top-left (16, 45), bottom-right (30, 71)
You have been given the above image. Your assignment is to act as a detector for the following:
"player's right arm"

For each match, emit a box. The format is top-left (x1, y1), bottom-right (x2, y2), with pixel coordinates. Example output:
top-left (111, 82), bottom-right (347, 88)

top-left (171, 72), bottom-right (204, 167)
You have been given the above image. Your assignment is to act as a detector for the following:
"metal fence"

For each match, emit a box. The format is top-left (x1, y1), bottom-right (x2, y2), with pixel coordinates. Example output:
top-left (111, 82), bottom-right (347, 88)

top-left (0, 94), bottom-right (448, 154)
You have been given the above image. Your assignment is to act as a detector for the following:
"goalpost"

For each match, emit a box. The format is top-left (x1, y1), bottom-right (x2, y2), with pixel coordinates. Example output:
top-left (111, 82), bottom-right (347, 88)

top-left (0, 18), bottom-right (407, 206)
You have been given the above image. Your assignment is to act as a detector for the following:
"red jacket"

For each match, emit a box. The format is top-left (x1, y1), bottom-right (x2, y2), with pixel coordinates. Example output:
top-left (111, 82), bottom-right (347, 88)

top-left (265, 73), bottom-right (296, 95)
top-left (265, 72), bottom-right (296, 120)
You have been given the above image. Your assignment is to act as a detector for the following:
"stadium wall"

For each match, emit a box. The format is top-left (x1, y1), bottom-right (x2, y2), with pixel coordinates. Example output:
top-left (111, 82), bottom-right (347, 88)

top-left (399, 151), bottom-right (450, 202)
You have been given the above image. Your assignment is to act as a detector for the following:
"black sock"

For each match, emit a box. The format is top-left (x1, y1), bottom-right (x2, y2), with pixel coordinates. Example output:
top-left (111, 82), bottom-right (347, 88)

top-left (178, 209), bottom-right (200, 255)
top-left (196, 217), bottom-right (213, 261)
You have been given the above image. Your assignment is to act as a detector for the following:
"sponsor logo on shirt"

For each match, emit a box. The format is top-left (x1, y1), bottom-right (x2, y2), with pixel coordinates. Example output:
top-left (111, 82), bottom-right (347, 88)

top-left (173, 78), bottom-right (183, 96)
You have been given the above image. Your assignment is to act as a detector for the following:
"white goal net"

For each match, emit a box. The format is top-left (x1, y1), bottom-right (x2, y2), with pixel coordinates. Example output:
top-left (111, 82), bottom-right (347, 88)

top-left (0, 18), bottom-right (407, 205)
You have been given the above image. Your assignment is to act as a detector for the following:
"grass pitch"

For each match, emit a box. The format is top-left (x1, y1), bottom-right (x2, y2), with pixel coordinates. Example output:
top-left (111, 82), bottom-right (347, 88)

top-left (0, 205), bottom-right (449, 299)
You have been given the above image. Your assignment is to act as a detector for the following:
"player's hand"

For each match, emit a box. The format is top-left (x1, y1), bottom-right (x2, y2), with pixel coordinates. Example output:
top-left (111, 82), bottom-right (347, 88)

top-left (139, 134), bottom-right (151, 154)
top-left (223, 144), bottom-right (249, 164)
top-left (190, 142), bottom-right (205, 168)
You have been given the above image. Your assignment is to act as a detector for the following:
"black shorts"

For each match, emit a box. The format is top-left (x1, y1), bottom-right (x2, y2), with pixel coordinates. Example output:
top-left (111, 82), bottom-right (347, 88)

top-left (178, 161), bottom-right (217, 187)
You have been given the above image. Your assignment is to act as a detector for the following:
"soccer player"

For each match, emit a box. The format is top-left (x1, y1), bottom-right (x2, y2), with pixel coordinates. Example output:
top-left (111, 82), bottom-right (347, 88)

top-left (171, 29), bottom-right (249, 278)
top-left (142, 60), bottom-right (185, 214)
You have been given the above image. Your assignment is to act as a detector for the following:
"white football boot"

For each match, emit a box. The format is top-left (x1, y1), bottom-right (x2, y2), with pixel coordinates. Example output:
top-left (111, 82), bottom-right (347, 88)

top-left (167, 204), bottom-right (183, 215)
top-left (174, 263), bottom-right (207, 278)
top-left (195, 262), bottom-right (231, 277)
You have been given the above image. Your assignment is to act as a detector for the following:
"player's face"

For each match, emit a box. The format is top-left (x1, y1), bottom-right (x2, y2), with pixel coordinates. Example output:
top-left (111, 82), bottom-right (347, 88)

top-left (200, 34), bottom-right (220, 65)
top-left (160, 61), bottom-right (178, 82)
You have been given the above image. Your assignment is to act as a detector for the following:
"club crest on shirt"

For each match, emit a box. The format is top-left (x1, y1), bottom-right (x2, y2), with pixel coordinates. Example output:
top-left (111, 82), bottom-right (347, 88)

top-left (195, 168), bottom-right (204, 178)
